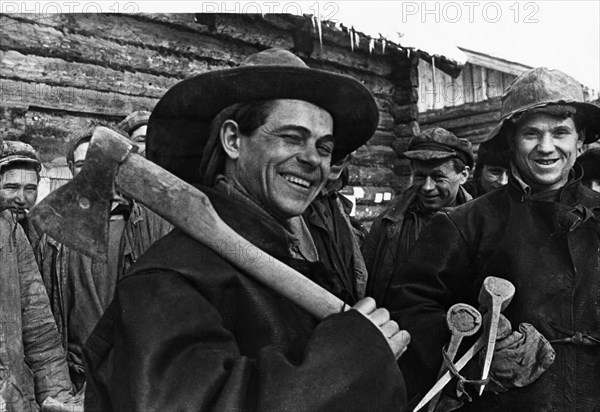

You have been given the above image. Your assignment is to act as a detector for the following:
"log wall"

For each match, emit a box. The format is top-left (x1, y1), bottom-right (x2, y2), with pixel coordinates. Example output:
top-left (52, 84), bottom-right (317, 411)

top-left (0, 13), bottom-right (422, 227)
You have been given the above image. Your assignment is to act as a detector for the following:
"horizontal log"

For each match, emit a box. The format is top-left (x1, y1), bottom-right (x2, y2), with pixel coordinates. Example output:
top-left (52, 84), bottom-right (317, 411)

top-left (424, 111), bottom-right (500, 131)
top-left (366, 130), bottom-right (395, 147)
top-left (393, 121), bottom-right (420, 137)
top-left (389, 103), bottom-right (419, 124)
top-left (392, 138), bottom-right (412, 156)
top-left (147, 14), bottom-right (398, 77)
top-left (7, 13), bottom-right (254, 67)
top-left (378, 111), bottom-right (394, 131)
top-left (1, 107), bottom-right (120, 162)
top-left (391, 84), bottom-right (419, 105)
top-left (352, 145), bottom-right (398, 166)
top-left (310, 60), bottom-right (395, 95)
top-left (348, 165), bottom-right (405, 188)
top-left (0, 15), bottom-right (232, 78)
top-left (1, 79), bottom-right (158, 117)
top-left (0, 50), bottom-right (177, 98)
top-left (419, 96), bottom-right (502, 124)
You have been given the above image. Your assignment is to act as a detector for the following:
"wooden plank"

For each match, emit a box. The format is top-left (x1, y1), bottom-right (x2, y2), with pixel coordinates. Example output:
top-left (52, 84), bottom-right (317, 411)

top-left (424, 111), bottom-right (500, 131)
top-left (451, 73), bottom-right (465, 106)
top-left (486, 68), bottom-right (504, 98)
top-left (0, 15), bottom-right (233, 78)
top-left (1, 79), bottom-right (158, 117)
top-left (503, 72), bottom-right (516, 92)
top-left (462, 64), bottom-right (475, 104)
top-left (418, 96), bottom-right (502, 125)
top-left (472, 65), bottom-right (486, 102)
top-left (418, 59), bottom-right (435, 112)
top-left (435, 69), bottom-right (454, 110)
top-left (460, 47), bottom-right (531, 76)
top-left (0, 50), bottom-right (178, 98)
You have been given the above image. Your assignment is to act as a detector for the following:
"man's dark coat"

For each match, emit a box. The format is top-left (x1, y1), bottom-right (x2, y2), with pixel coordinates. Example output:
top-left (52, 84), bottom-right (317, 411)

top-left (388, 168), bottom-right (600, 411)
top-left (84, 187), bottom-right (406, 411)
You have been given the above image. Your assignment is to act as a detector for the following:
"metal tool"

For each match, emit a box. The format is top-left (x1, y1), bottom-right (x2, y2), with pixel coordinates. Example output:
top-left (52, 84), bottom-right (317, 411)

top-left (414, 277), bottom-right (515, 411)
top-left (426, 303), bottom-right (482, 412)
top-left (477, 277), bottom-right (515, 395)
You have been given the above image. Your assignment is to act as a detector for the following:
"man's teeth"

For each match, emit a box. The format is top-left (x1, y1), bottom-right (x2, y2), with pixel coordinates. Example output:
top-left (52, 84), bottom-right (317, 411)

top-left (283, 174), bottom-right (310, 188)
top-left (536, 159), bottom-right (557, 165)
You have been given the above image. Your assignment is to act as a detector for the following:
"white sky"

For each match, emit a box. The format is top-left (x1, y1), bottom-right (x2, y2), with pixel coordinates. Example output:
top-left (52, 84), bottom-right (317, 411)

top-left (333, 1), bottom-right (600, 91)
top-left (9, 1), bottom-right (599, 90)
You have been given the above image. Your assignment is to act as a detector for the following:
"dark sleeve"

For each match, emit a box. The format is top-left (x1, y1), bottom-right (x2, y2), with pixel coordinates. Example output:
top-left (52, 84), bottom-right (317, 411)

top-left (97, 270), bottom-right (406, 412)
top-left (384, 212), bottom-right (474, 400)
top-left (17, 224), bottom-right (73, 404)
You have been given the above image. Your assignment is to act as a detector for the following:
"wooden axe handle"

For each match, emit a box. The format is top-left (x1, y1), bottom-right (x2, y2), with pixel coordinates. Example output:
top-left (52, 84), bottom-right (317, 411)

top-left (116, 152), bottom-right (348, 319)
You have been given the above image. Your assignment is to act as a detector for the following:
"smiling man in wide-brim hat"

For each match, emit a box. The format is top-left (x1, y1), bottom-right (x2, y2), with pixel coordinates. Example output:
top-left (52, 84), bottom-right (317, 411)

top-left (84, 48), bottom-right (409, 412)
top-left (391, 67), bottom-right (600, 411)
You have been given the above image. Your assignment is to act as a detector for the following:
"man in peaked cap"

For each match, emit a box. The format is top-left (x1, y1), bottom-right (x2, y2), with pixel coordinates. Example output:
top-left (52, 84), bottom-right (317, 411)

top-left (117, 110), bottom-right (150, 156)
top-left (0, 138), bottom-right (82, 411)
top-left (362, 127), bottom-right (473, 305)
top-left (0, 141), bottom-right (41, 233)
top-left (84, 49), bottom-right (410, 411)
top-left (388, 67), bottom-right (600, 410)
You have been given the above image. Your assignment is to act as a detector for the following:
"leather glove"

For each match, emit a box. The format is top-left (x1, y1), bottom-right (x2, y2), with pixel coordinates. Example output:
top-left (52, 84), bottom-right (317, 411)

top-left (485, 322), bottom-right (555, 393)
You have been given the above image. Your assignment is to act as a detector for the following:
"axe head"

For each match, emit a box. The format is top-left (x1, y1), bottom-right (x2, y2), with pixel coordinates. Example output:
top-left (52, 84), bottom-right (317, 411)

top-left (29, 126), bottom-right (134, 261)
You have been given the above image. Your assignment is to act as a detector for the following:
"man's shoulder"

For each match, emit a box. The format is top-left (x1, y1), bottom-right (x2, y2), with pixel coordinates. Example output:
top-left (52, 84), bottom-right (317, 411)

top-left (379, 188), bottom-right (418, 223)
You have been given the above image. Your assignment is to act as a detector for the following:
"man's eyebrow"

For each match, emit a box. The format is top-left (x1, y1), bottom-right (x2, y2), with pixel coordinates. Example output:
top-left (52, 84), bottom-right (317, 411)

top-left (271, 125), bottom-right (334, 139)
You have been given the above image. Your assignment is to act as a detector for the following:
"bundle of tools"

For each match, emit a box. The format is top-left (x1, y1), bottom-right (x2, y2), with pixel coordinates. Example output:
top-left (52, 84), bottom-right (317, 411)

top-left (414, 277), bottom-right (555, 412)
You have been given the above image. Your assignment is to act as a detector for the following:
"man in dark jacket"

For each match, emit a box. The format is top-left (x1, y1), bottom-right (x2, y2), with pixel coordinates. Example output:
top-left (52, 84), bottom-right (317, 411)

top-left (84, 48), bottom-right (410, 411)
top-left (362, 128), bottom-right (473, 305)
top-left (389, 67), bottom-right (600, 411)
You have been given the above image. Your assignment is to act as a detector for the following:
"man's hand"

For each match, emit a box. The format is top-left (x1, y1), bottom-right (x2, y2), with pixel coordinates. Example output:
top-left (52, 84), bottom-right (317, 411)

top-left (353, 297), bottom-right (411, 359)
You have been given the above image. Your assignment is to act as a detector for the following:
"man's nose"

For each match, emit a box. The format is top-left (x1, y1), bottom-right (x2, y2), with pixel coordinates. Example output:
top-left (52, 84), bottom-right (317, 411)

top-left (14, 189), bottom-right (26, 204)
top-left (297, 144), bottom-right (321, 167)
top-left (498, 171), bottom-right (509, 185)
top-left (537, 133), bottom-right (556, 153)
top-left (422, 176), bottom-right (436, 191)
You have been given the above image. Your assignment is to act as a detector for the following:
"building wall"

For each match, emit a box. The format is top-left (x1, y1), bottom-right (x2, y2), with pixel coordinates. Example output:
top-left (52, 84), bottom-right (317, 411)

top-left (0, 13), bottom-right (421, 227)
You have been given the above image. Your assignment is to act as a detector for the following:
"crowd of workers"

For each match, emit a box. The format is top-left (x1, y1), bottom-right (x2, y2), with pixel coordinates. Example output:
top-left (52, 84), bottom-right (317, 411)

top-left (1, 48), bottom-right (599, 411)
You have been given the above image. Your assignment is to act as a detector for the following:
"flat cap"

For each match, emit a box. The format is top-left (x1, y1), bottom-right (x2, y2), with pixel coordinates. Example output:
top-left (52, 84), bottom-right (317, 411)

top-left (0, 140), bottom-right (41, 172)
top-left (402, 127), bottom-right (474, 168)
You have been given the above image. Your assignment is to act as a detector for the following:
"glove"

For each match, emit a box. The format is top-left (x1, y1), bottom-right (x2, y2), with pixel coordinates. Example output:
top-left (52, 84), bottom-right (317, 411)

top-left (485, 322), bottom-right (555, 393)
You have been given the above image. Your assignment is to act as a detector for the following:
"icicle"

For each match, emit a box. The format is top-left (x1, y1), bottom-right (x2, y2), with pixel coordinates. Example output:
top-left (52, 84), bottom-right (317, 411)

top-left (354, 32), bottom-right (360, 49)
top-left (407, 49), bottom-right (410, 58)
top-left (381, 39), bottom-right (386, 55)
top-left (369, 38), bottom-right (374, 55)
top-left (349, 26), bottom-right (354, 51)
top-left (316, 16), bottom-right (323, 48)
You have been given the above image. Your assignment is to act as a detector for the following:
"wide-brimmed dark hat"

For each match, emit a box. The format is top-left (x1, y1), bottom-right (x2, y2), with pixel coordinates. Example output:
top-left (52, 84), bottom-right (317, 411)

top-left (146, 48), bottom-right (379, 184)
top-left (484, 67), bottom-right (600, 148)
top-left (402, 127), bottom-right (474, 168)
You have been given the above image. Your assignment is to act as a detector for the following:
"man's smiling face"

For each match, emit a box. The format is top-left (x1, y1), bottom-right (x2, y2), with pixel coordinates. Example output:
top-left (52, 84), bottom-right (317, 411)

top-left (510, 113), bottom-right (583, 192)
top-left (233, 99), bottom-right (334, 220)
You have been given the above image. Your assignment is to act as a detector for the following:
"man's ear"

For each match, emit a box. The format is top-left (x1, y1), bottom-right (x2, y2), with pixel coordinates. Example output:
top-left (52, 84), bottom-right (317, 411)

top-left (458, 166), bottom-right (470, 185)
top-left (219, 120), bottom-right (241, 160)
top-left (576, 128), bottom-right (586, 151)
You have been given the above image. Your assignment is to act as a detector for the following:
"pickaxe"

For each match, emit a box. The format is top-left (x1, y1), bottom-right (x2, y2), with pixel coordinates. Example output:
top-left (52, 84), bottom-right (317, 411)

top-left (29, 126), bottom-right (366, 321)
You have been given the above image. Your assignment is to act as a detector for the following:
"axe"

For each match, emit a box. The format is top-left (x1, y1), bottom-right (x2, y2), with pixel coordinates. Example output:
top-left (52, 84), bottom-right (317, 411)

top-left (29, 126), bottom-right (346, 319)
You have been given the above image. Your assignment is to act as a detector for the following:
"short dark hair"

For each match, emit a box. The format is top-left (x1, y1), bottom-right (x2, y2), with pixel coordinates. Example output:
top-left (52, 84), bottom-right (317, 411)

top-left (230, 100), bottom-right (277, 136)
top-left (0, 161), bottom-right (40, 182)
